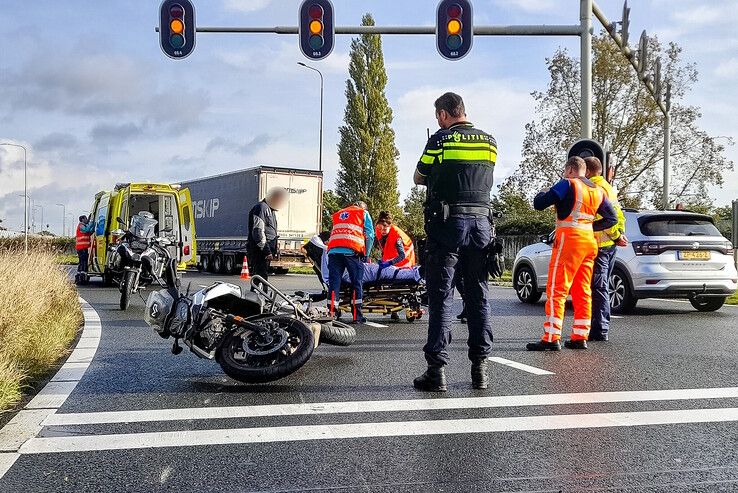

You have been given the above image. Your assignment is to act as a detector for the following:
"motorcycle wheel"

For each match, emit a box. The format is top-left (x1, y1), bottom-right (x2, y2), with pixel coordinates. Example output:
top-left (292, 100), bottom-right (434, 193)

top-left (216, 316), bottom-right (314, 384)
top-left (318, 320), bottom-right (357, 346)
top-left (120, 271), bottom-right (136, 311)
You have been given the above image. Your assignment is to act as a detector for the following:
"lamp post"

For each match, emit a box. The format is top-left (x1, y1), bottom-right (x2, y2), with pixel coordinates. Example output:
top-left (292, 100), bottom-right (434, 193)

top-left (1, 143), bottom-right (28, 253)
top-left (56, 204), bottom-right (66, 237)
top-left (33, 204), bottom-right (45, 233)
top-left (297, 61), bottom-right (324, 172)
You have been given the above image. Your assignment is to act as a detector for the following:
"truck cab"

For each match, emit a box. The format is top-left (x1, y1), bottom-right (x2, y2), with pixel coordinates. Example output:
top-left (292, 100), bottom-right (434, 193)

top-left (87, 183), bottom-right (196, 278)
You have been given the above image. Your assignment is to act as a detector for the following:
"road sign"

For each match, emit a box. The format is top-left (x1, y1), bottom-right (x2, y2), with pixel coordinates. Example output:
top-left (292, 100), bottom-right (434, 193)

top-left (299, 0), bottom-right (335, 60)
top-left (159, 0), bottom-right (196, 59)
top-left (436, 0), bottom-right (474, 61)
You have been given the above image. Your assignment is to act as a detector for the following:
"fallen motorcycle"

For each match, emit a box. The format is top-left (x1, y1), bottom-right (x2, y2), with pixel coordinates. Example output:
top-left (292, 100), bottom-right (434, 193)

top-left (144, 266), bottom-right (356, 384)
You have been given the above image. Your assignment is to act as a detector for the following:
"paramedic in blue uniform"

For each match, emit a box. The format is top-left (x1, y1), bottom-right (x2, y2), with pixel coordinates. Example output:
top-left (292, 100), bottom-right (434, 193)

top-left (413, 92), bottom-right (497, 392)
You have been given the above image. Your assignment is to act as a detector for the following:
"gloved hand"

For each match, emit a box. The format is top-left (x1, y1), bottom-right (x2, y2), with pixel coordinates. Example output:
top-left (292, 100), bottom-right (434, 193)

top-left (378, 261), bottom-right (392, 270)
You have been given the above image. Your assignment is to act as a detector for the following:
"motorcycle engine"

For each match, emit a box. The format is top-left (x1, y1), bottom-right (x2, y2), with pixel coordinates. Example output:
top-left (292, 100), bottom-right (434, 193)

top-left (198, 313), bottom-right (226, 351)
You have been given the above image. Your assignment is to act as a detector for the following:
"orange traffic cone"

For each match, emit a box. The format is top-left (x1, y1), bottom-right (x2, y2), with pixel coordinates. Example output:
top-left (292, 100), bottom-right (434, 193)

top-left (240, 257), bottom-right (251, 280)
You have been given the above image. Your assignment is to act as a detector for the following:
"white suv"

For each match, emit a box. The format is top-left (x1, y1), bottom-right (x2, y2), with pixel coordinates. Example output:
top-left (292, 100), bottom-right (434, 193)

top-left (512, 210), bottom-right (737, 313)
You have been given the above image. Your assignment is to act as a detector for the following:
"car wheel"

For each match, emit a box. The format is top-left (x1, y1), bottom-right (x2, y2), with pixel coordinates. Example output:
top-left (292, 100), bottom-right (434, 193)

top-left (689, 296), bottom-right (726, 312)
top-left (610, 268), bottom-right (637, 314)
top-left (212, 255), bottom-right (224, 274)
top-left (514, 265), bottom-right (542, 304)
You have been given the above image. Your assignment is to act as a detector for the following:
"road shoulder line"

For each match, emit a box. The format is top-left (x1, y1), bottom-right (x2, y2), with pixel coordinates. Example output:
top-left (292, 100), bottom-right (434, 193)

top-left (0, 297), bottom-right (101, 478)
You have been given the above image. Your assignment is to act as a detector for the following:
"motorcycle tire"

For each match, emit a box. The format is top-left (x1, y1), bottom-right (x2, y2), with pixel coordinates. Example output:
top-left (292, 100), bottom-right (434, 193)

top-left (216, 316), bottom-right (314, 384)
top-left (120, 271), bottom-right (136, 311)
top-left (318, 321), bottom-right (357, 346)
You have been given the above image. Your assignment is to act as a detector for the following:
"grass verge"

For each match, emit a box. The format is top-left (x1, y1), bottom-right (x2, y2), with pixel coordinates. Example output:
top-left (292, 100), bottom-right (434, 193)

top-left (0, 249), bottom-right (82, 410)
top-left (727, 291), bottom-right (738, 306)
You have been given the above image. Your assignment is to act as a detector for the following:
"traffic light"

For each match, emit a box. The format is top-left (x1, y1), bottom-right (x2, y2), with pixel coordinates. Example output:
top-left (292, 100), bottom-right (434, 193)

top-left (299, 0), bottom-right (335, 61)
top-left (159, 0), bottom-right (196, 59)
top-left (568, 140), bottom-right (606, 164)
top-left (436, 0), bottom-right (473, 61)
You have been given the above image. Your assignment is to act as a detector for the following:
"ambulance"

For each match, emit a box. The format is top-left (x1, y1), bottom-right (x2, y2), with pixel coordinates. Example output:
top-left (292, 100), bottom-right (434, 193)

top-left (86, 183), bottom-right (196, 282)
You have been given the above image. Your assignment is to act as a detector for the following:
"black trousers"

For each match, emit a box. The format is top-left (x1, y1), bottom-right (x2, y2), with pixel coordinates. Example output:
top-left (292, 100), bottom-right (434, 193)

top-left (77, 249), bottom-right (89, 273)
top-left (247, 249), bottom-right (271, 280)
top-left (424, 216), bottom-right (493, 367)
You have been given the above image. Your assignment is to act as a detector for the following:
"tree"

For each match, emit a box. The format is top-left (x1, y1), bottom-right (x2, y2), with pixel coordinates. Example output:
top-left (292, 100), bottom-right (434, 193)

top-left (491, 181), bottom-right (555, 235)
top-left (321, 190), bottom-right (341, 232)
top-left (505, 33), bottom-right (733, 209)
top-left (336, 13), bottom-right (400, 216)
top-left (399, 185), bottom-right (426, 239)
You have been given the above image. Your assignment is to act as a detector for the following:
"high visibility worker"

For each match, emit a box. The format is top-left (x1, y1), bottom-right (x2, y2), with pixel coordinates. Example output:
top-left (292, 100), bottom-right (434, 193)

top-left (585, 156), bottom-right (627, 342)
top-left (526, 156), bottom-right (618, 351)
top-left (76, 215), bottom-right (94, 274)
top-left (375, 211), bottom-right (416, 269)
top-left (327, 201), bottom-right (374, 324)
top-left (413, 92), bottom-right (497, 391)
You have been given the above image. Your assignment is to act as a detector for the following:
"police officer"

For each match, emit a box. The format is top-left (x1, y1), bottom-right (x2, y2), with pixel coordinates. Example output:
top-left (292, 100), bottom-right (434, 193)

top-left (413, 92), bottom-right (497, 392)
top-left (247, 187), bottom-right (287, 280)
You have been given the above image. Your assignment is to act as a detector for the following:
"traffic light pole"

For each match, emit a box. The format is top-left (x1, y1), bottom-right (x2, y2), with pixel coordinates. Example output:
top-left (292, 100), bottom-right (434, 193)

top-left (580, 0), bottom-right (593, 139)
top-left (592, 1), bottom-right (672, 209)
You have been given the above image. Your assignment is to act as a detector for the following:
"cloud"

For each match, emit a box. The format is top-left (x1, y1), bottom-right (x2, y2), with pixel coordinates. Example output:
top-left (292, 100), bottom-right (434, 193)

top-left (494, 0), bottom-right (556, 13)
top-left (223, 0), bottom-right (273, 14)
top-left (90, 122), bottom-right (145, 147)
top-left (34, 132), bottom-right (78, 152)
top-left (204, 134), bottom-right (273, 155)
top-left (395, 79), bottom-right (535, 194)
top-left (715, 58), bottom-right (738, 78)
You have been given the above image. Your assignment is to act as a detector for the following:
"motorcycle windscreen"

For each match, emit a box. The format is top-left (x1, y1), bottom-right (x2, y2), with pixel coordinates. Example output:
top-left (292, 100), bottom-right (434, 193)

top-left (178, 188), bottom-right (196, 266)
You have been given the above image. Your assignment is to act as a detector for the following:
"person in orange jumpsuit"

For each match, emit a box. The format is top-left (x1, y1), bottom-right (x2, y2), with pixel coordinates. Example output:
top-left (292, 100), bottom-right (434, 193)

top-left (375, 211), bottom-right (416, 269)
top-left (526, 156), bottom-right (618, 351)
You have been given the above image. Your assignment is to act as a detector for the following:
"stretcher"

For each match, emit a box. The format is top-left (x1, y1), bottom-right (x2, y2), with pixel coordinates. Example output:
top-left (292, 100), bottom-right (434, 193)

top-left (302, 241), bottom-right (427, 323)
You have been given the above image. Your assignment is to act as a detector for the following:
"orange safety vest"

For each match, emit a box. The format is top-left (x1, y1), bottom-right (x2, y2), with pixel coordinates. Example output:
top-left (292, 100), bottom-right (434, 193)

top-left (378, 225), bottom-right (416, 268)
top-left (76, 224), bottom-right (92, 250)
top-left (555, 178), bottom-right (604, 233)
top-left (328, 206), bottom-right (366, 254)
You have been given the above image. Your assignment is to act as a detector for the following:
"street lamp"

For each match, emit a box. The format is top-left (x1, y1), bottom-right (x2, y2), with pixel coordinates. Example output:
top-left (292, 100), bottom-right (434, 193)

top-left (297, 61), bottom-right (324, 172)
top-left (33, 204), bottom-right (45, 233)
top-left (56, 204), bottom-right (66, 237)
top-left (1, 143), bottom-right (28, 253)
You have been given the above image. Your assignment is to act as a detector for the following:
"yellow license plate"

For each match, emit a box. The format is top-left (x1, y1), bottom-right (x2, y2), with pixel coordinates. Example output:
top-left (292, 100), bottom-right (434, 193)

top-left (679, 250), bottom-right (711, 260)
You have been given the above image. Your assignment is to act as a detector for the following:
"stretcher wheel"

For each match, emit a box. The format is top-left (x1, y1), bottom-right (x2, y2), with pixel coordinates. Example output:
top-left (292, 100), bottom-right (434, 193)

top-left (405, 310), bottom-right (416, 323)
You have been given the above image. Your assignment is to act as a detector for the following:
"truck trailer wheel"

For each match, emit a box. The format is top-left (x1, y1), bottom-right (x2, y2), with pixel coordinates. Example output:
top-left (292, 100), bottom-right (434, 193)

top-left (224, 255), bottom-right (235, 275)
top-left (200, 255), bottom-right (211, 273)
top-left (212, 255), bottom-right (224, 274)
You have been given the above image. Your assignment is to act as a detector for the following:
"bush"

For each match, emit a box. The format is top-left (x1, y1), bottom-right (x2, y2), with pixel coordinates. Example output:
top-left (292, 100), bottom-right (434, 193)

top-left (0, 236), bottom-right (75, 254)
top-left (0, 249), bottom-right (82, 410)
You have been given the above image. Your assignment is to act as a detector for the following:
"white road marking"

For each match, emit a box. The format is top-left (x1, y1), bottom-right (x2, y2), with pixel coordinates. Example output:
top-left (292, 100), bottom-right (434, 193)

top-left (0, 453), bottom-right (19, 479)
top-left (23, 407), bottom-right (738, 454)
top-left (364, 321), bottom-right (388, 328)
top-left (488, 357), bottom-right (555, 375)
top-left (611, 315), bottom-right (624, 319)
top-left (44, 386), bottom-right (738, 426)
top-left (0, 297), bottom-right (101, 480)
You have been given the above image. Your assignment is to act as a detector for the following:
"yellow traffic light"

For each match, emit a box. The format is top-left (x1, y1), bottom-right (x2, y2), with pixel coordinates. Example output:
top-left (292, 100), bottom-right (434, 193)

top-left (309, 19), bottom-right (323, 35)
top-left (170, 18), bottom-right (184, 34)
top-left (447, 19), bottom-right (461, 35)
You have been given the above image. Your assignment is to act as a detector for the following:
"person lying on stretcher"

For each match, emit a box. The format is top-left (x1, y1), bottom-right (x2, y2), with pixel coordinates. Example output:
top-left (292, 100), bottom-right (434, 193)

top-left (305, 234), bottom-right (423, 286)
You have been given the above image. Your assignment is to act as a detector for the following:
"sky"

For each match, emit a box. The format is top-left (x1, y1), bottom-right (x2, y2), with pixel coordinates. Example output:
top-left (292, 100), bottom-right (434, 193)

top-left (1, 0), bottom-right (737, 235)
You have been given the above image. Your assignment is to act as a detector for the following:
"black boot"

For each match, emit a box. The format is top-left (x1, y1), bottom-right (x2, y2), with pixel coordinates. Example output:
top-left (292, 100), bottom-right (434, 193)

top-left (471, 358), bottom-right (489, 390)
top-left (456, 310), bottom-right (467, 323)
top-left (413, 366), bottom-right (447, 392)
top-left (526, 340), bottom-right (561, 351)
top-left (564, 339), bottom-right (588, 350)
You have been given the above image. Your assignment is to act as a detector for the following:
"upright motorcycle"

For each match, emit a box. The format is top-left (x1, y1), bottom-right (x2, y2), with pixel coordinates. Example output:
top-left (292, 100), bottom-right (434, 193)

top-left (144, 269), bottom-right (356, 384)
top-left (107, 211), bottom-right (176, 310)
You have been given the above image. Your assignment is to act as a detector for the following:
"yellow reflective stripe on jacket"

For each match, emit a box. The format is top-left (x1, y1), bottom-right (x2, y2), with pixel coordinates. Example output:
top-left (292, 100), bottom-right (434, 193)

top-left (591, 175), bottom-right (625, 247)
top-left (442, 149), bottom-right (496, 162)
top-left (420, 154), bottom-right (436, 164)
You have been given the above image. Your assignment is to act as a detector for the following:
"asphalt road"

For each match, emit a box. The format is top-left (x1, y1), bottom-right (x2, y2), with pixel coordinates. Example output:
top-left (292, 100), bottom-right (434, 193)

top-left (2, 270), bottom-right (738, 492)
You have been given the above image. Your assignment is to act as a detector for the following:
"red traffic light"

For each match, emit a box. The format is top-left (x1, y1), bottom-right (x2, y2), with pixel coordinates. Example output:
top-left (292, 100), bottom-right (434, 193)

top-left (170, 4), bottom-right (184, 18)
top-left (308, 4), bottom-right (323, 19)
top-left (447, 4), bottom-right (462, 18)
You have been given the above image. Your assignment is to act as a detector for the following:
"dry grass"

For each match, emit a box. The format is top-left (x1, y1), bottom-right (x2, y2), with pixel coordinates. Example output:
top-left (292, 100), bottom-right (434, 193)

top-left (0, 249), bottom-right (82, 410)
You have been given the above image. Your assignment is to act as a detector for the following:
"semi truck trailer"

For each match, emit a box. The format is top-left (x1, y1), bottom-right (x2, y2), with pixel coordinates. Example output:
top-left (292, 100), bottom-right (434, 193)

top-left (182, 166), bottom-right (323, 274)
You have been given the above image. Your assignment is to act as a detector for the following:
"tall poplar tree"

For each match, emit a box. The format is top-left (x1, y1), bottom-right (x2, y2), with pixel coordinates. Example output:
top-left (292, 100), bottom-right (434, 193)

top-left (336, 13), bottom-right (400, 215)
